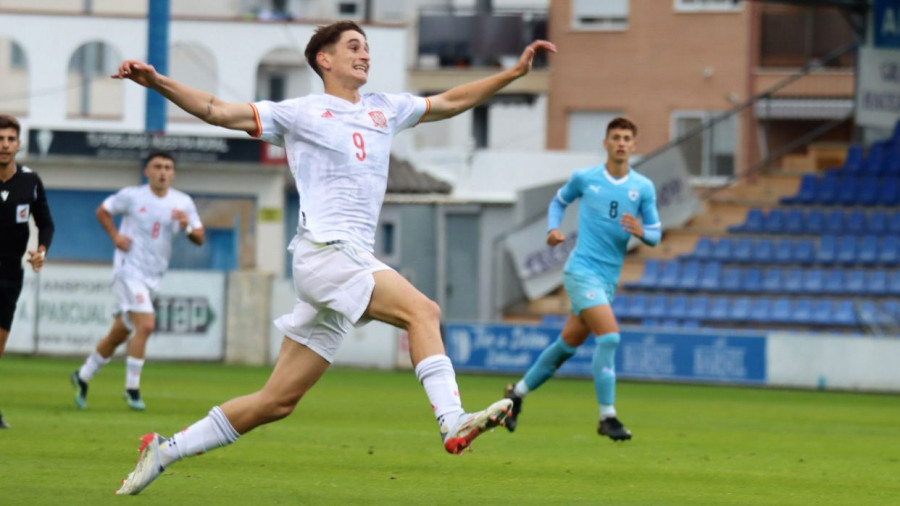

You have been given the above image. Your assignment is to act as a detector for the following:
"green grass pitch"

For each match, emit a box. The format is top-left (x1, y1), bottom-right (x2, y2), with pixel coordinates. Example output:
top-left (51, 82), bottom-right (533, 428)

top-left (1, 355), bottom-right (898, 505)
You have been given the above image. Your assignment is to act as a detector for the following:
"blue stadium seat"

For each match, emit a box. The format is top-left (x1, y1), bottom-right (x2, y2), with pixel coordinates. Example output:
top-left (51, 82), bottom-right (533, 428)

top-left (858, 301), bottom-right (885, 327)
top-left (802, 268), bottom-right (825, 294)
top-left (832, 300), bottom-right (858, 326)
top-left (647, 294), bottom-right (669, 319)
top-left (641, 319), bottom-right (661, 328)
top-left (625, 294), bottom-right (649, 320)
top-left (764, 209), bottom-right (786, 234)
top-left (889, 211), bottom-right (900, 235)
top-left (836, 235), bottom-right (858, 265)
top-left (690, 237), bottom-right (715, 261)
top-left (742, 267), bottom-right (763, 293)
top-left (657, 261), bottom-right (681, 290)
top-left (816, 236), bottom-right (838, 265)
top-left (540, 314), bottom-right (567, 326)
top-left (810, 299), bottom-right (833, 325)
top-left (861, 144), bottom-right (886, 175)
top-left (611, 294), bottom-right (630, 318)
top-left (890, 271), bottom-right (900, 296)
top-left (857, 176), bottom-right (880, 206)
top-left (733, 238), bottom-right (754, 263)
top-left (677, 260), bottom-right (702, 291)
top-left (707, 297), bottom-right (731, 321)
top-left (824, 269), bottom-right (845, 294)
top-left (846, 210), bottom-right (867, 234)
top-left (877, 176), bottom-right (900, 206)
top-left (752, 239), bottom-right (775, 264)
top-left (785, 209), bottom-right (805, 234)
top-left (762, 267), bottom-right (783, 293)
top-left (729, 208), bottom-right (764, 233)
top-left (794, 239), bottom-right (816, 265)
top-left (837, 175), bottom-right (860, 206)
top-left (867, 210), bottom-right (888, 235)
top-left (686, 296), bottom-right (711, 320)
top-left (816, 172), bottom-right (840, 205)
top-left (867, 269), bottom-right (889, 296)
top-left (712, 238), bottom-right (734, 262)
top-left (805, 209), bottom-right (825, 235)
top-left (827, 144), bottom-right (863, 174)
top-left (680, 319), bottom-right (701, 328)
top-left (667, 295), bottom-right (690, 320)
top-left (729, 297), bottom-right (753, 322)
top-left (781, 174), bottom-right (817, 205)
top-left (857, 235), bottom-right (879, 266)
top-left (770, 297), bottom-right (793, 323)
top-left (845, 270), bottom-right (866, 295)
top-left (881, 300), bottom-right (900, 324)
top-left (784, 268), bottom-right (804, 293)
top-left (885, 148), bottom-right (900, 177)
top-left (749, 297), bottom-right (772, 323)
top-left (721, 267), bottom-right (743, 292)
top-left (627, 258), bottom-right (661, 289)
top-left (792, 298), bottom-right (815, 325)
top-left (774, 239), bottom-right (793, 264)
top-left (699, 261), bottom-right (722, 291)
top-left (824, 210), bottom-right (845, 235)
top-left (879, 236), bottom-right (900, 266)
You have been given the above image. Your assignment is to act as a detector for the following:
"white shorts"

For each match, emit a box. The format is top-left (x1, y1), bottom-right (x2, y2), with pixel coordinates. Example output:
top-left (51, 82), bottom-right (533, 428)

top-left (274, 236), bottom-right (391, 362)
top-left (112, 276), bottom-right (156, 331)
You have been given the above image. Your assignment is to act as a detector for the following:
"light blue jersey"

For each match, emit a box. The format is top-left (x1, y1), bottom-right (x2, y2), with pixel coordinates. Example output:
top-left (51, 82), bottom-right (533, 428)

top-left (553, 164), bottom-right (661, 284)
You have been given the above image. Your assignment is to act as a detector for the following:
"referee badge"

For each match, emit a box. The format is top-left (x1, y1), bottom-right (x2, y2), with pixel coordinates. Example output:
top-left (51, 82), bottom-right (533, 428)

top-left (16, 204), bottom-right (30, 223)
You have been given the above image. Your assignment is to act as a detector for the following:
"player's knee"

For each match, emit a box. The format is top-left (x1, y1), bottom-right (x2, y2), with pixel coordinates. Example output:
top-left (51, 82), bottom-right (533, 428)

top-left (135, 320), bottom-right (155, 337)
top-left (417, 297), bottom-right (441, 324)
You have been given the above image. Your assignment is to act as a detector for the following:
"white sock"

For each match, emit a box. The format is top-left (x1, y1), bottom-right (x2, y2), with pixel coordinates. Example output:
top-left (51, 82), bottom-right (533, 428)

top-left (160, 406), bottom-right (239, 468)
top-left (414, 354), bottom-right (464, 432)
top-left (78, 350), bottom-right (110, 382)
top-left (125, 356), bottom-right (145, 390)
top-left (513, 380), bottom-right (530, 398)
top-left (600, 404), bottom-right (617, 420)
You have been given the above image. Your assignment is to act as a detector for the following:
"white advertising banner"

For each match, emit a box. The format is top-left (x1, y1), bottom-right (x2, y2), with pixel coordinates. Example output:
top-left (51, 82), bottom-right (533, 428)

top-left (505, 151), bottom-right (700, 300)
top-left (5, 265), bottom-right (225, 360)
top-left (856, 46), bottom-right (900, 129)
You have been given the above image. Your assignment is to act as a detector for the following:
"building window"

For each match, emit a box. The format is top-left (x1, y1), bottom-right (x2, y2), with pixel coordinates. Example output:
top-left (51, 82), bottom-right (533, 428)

top-left (338, 2), bottom-right (358, 16)
top-left (381, 222), bottom-right (395, 257)
top-left (671, 111), bottom-right (736, 180)
top-left (674, 0), bottom-right (742, 12)
top-left (268, 74), bottom-right (286, 102)
top-left (10, 42), bottom-right (26, 69)
top-left (572, 0), bottom-right (628, 31)
top-left (567, 111), bottom-right (624, 152)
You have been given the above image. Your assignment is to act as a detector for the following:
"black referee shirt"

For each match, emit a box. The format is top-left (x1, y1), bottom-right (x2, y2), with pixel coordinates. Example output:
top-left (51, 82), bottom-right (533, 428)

top-left (0, 164), bottom-right (54, 271)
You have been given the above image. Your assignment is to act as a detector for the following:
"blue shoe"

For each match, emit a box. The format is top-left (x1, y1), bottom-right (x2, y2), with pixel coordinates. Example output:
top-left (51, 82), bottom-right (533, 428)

top-left (70, 371), bottom-right (88, 410)
top-left (124, 389), bottom-right (146, 411)
top-left (0, 410), bottom-right (9, 429)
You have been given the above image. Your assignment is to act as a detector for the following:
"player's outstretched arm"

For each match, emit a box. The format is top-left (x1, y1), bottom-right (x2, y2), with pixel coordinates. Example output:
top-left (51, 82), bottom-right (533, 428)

top-left (421, 40), bottom-right (556, 123)
top-left (112, 60), bottom-right (258, 134)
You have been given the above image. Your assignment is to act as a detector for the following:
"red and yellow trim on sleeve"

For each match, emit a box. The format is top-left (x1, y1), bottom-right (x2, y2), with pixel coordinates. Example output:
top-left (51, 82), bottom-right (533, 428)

top-left (415, 97), bottom-right (432, 126)
top-left (248, 103), bottom-right (262, 138)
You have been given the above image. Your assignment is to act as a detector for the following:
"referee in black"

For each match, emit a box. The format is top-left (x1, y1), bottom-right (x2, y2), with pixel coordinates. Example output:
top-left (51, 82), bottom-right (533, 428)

top-left (0, 114), bottom-right (54, 429)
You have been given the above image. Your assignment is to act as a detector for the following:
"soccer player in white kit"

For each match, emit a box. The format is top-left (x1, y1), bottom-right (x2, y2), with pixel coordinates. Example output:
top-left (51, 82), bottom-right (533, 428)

top-left (110, 21), bottom-right (555, 495)
top-left (70, 151), bottom-right (205, 411)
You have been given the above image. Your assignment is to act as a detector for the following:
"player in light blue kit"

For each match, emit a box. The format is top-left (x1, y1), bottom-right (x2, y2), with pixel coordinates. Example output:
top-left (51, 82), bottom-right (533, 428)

top-left (503, 117), bottom-right (660, 440)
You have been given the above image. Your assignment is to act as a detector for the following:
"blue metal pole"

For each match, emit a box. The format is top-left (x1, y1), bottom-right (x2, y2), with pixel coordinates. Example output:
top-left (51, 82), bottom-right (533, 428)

top-left (145, 0), bottom-right (170, 134)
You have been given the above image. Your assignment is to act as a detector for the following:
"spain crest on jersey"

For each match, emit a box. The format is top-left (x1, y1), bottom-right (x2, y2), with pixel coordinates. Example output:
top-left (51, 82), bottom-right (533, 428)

top-left (368, 110), bottom-right (388, 129)
top-left (628, 188), bottom-right (639, 202)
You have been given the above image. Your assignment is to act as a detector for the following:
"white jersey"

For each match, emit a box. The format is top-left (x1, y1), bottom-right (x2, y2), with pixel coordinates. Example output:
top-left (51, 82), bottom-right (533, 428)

top-left (251, 92), bottom-right (428, 252)
top-left (102, 185), bottom-right (203, 290)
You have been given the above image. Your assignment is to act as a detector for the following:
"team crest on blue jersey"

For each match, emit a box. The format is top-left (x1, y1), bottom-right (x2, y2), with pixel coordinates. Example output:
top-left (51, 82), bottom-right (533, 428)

top-left (585, 290), bottom-right (595, 300)
top-left (369, 110), bottom-right (388, 129)
top-left (628, 188), bottom-right (639, 201)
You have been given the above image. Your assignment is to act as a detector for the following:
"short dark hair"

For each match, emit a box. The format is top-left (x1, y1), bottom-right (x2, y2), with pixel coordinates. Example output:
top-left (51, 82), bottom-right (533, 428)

top-left (304, 21), bottom-right (366, 78)
top-left (145, 151), bottom-right (175, 168)
top-left (0, 114), bottom-right (21, 137)
top-left (606, 117), bottom-right (637, 138)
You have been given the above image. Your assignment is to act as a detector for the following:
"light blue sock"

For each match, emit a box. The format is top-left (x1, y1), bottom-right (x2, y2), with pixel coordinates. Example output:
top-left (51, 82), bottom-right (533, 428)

top-left (592, 333), bottom-right (620, 406)
top-left (522, 336), bottom-right (577, 392)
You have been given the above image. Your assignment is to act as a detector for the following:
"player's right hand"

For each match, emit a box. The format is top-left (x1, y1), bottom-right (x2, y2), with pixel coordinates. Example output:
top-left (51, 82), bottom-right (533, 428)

top-left (547, 228), bottom-right (565, 246)
top-left (111, 60), bottom-right (159, 87)
top-left (114, 234), bottom-right (132, 252)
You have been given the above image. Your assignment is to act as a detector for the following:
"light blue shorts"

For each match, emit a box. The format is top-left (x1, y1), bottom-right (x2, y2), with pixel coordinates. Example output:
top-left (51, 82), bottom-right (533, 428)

top-left (563, 272), bottom-right (617, 315)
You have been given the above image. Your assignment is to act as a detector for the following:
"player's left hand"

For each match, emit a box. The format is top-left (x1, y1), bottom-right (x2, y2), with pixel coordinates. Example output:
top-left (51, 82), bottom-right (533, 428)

top-left (620, 213), bottom-right (643, 238)
top-left (510, 40), bottom-right (557, 78)
top-left (172, 209), bottom-right (189, 229)
top-left (26, 249), bottom-right (46, 273)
